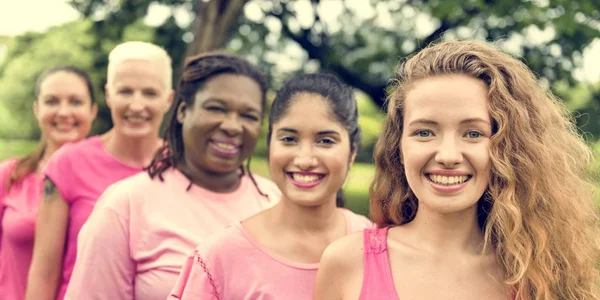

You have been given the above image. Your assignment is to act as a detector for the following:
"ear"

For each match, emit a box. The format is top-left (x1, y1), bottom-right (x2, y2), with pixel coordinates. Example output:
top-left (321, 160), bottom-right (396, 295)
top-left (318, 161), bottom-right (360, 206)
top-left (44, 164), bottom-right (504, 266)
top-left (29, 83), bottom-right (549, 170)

top-left (176, 101), bottom-right (188, 124)
top-left (90, 103), bottom-right (99, 121)
top-left (164, 89), bottom-right (175, 113)
top-left (104, 84), bottom-right (112, 109)
top-left (33, 101), bottom-right (39, 120)
top-left (349, 148), bottom-right (357, 166)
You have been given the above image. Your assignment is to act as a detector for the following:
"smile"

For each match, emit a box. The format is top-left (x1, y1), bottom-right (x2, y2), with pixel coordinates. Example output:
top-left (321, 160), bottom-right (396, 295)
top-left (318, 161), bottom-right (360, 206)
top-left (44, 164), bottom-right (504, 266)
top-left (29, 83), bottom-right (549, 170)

top-left (287, 172), bottom-right (326, 188)
top-left (425, 173), bottom-right (472, 193)
top-left (209, 141), bottom-right (241, 158)
top-left (124, 116), bottom-right (150, 124)
top-left (53, 122), bottom-right (76, 131)
top-left (427, 174), bottom-right (470, 186)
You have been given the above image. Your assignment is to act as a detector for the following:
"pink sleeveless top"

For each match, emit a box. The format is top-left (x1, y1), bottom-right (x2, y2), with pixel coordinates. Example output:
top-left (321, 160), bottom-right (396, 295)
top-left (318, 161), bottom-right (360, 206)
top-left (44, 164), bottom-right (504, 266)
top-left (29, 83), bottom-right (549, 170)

top-left (359, 227), bottom-right (515, 300)
top-left (359, 227), bottom-right (400, 300)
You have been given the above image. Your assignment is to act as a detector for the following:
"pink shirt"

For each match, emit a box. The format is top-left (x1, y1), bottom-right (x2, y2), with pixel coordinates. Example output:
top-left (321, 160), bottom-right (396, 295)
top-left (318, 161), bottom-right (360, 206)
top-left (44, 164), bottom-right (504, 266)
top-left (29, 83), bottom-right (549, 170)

top-left (64, 168), bottom-right (280, 300)
top-left (43, 136), bottom-right (142, 300)
top-left (169, 209), bottom-right (372, 300)
top-left (0, 159), bottom-right (43, 299)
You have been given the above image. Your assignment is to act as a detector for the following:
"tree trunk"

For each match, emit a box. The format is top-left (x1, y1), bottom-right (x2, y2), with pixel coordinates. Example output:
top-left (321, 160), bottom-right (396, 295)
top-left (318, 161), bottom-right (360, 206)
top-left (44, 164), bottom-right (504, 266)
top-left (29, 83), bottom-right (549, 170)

top-left (186, 0), bottom-right (248, 56)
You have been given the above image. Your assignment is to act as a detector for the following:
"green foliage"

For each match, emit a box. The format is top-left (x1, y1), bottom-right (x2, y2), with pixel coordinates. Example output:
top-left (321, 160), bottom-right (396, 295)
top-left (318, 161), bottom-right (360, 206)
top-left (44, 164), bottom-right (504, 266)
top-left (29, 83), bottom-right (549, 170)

top-left (0, 139), bottom-right (37, 161)
top-left (0, 21), bottom-right (96, 139)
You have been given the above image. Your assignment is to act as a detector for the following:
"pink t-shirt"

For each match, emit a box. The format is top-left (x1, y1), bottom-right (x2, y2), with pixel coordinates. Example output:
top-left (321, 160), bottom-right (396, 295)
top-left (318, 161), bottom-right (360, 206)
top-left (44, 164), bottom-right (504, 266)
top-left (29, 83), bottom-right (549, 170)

top-left (64, 168), bottom-right (280, 300)
top-left (43, 136), bottom-right (143, 300)
top-left (169, 209), bottom-right (373, 300)
top-left (0, 159), bottom-right (43, 299)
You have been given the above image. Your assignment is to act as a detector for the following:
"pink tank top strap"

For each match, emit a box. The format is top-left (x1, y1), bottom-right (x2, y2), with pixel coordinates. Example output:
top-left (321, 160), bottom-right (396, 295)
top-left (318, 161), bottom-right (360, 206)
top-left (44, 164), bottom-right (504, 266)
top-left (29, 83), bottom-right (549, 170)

top-left (359, 227), bottom-right (400, 300)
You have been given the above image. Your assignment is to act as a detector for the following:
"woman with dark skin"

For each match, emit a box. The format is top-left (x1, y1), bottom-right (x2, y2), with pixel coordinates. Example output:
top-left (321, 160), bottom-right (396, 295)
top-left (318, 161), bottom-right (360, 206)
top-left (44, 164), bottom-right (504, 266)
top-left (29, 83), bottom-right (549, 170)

top-left (64, 53), bottom-right (280, 300)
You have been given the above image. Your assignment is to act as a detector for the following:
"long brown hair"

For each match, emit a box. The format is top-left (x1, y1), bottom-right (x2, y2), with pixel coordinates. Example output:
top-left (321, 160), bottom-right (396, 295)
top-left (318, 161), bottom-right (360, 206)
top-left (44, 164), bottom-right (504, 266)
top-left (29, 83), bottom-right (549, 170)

top-left (6, 66), bottom-right (95, 190)
top-left (370, 40), bottom-right (600, 299)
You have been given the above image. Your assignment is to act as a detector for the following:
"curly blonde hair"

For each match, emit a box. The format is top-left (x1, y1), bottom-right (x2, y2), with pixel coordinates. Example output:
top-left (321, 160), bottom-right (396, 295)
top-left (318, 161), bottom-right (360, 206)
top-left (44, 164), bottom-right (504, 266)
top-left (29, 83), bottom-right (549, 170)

top-left (370, 40), bottom-right (600, 299)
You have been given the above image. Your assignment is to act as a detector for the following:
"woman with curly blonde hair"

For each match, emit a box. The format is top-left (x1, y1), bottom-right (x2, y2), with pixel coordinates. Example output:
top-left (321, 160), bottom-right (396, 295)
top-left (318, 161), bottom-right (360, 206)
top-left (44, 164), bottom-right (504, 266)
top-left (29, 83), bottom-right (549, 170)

top-left (314, 40), bottom-right (600, 300)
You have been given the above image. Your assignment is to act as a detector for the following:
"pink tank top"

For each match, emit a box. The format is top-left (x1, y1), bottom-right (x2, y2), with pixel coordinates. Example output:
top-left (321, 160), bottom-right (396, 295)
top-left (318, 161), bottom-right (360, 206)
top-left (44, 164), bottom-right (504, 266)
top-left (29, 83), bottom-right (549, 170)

top-left (359, 227), bottom-right (400, 300)
top-left (359, 227), bottom-right (515, 300)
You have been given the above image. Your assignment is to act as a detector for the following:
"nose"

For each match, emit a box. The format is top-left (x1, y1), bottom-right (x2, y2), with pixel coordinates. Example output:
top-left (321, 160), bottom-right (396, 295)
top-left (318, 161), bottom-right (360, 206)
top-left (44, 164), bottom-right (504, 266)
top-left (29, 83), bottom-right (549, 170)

top-left (293, 145), bottom-right (318, 170)
top-left (219, 113), bottom-right (243, 136)
top-left (434, 136), bottom-right (463, 167)
top-left (56, 101), bottom-right (70, 116)
top-left (128, 98), bottom-right (145, 111)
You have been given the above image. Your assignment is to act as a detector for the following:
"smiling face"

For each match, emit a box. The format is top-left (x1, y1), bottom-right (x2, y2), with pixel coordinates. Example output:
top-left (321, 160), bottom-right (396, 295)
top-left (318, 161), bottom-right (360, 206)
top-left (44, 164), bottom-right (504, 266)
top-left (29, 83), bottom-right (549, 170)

top-left (34, 71), bottom-right (97, 147)
top-left (401, 74), bottom-right (492, 215)
top-left (106, 59), bottom-right (173, 139)
top-left (269, 93), bottom-right (355, 207)
top-left (177, 74), bottom-right (263, 175)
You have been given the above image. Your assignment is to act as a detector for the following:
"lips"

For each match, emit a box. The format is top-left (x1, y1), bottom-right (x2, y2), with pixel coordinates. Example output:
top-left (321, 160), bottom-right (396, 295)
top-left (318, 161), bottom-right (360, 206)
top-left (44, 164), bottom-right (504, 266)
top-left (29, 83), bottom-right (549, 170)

top-left (209, 139), bottom-right (241, 158)
top-left (124, 115), bottom-right (150, 124)
top-left (425, 171), bottom-right (472, 193)
top-left (287, 171), bottom-right (326, 188)
top-left (53, 122), bottom-right (77, 132)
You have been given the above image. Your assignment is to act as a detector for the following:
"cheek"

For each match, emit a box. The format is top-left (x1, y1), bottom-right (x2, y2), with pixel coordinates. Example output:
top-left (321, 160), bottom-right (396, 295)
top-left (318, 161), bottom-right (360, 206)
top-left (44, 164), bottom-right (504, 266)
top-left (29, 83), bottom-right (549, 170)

top-left (37, 110), bottom-right (56, 124)
top-left (267, 147), bottom-right (289, 176)
top-left (466, 144), bottom-right (491, 174)
top-left (401, 142), bottom-right (427, 173)
top-left (243, 123), bottom-right (262, 141)
top-left (73, 108), bottom-right (95, 124)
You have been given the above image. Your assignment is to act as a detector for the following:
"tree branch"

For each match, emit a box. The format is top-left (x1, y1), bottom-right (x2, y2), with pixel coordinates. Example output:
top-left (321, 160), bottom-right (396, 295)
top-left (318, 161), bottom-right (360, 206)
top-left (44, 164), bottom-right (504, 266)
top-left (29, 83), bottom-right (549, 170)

top-left (419, 6), bottom-right (481, 49)
top-left (268, 2), bottom-right (389, 107)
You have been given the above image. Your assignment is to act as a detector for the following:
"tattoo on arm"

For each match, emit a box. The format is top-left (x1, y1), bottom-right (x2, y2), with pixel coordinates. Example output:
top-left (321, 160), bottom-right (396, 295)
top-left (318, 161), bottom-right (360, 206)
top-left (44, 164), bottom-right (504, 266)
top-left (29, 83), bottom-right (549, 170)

top-left (43, 177), bottom-right (58, 198)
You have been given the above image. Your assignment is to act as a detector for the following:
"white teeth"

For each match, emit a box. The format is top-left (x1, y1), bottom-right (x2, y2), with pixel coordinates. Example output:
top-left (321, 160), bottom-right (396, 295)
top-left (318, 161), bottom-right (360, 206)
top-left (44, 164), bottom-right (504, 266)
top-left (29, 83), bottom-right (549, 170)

top-left (292, 174), bottom-right (321, 183)
top-left (126, 117), bottom-right (146, 124)
top-left (55, 123), bottom-right (73, 130)
top-left (428, 174), bottom-right (468, 185)
top-left (215, 142), bottom-right (237, 150)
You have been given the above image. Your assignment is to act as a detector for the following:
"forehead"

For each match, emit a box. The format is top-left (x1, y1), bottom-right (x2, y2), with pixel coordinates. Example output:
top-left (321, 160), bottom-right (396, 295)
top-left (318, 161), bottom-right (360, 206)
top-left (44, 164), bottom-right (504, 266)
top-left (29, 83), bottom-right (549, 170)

top-left (112, 59), bottom-right (167, 89)
top-left (195, 74), bottom-right (263, 110)
top-left (39, 71), bottom-right (88, 95)
top-left (404, 75), bottom-right (490, 123)
top-left (273, 93), bottom-right (345, 133)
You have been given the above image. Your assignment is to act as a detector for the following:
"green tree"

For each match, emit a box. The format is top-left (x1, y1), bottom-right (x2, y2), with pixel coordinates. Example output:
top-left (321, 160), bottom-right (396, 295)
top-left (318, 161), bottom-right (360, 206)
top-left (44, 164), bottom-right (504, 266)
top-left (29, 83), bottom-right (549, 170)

top-left (0, 21), bottom-right (97, 138)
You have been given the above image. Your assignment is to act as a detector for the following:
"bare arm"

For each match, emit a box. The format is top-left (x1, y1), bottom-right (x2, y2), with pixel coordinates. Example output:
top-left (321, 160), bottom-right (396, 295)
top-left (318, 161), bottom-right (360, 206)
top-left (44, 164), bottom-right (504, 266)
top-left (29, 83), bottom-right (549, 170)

top-left (313, 246), bottom-right (346, 300)
top-left (25, 177), bottom-right (69, 300)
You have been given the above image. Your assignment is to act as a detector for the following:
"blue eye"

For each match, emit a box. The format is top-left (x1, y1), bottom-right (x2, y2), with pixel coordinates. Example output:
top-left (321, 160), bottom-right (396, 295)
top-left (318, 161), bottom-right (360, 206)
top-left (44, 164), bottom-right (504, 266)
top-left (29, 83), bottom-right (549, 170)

top-left (415, 130), bottom-right (433, 138)
top-left (465, 131), bottom-right (483, 139)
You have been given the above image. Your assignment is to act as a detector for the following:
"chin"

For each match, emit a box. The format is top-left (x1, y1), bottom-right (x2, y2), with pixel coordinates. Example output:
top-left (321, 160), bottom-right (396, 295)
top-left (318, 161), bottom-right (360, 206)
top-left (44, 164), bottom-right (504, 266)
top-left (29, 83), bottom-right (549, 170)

top-left (285, 193), bottom-right (328, 207)
top-left (120, 127), bottom-right (155, 139)
top-left (50, 133), bottom-right (81, 145)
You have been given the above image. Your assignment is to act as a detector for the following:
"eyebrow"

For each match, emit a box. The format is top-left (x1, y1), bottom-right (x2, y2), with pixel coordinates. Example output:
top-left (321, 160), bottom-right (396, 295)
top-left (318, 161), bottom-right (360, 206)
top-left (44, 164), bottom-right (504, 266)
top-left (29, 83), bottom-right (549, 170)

top-left (204, 98), bottom-right (261, 114)
top-left (408, 117), bottom-right (490, 126)
top-left (276, 128), bottom-right (341, 136)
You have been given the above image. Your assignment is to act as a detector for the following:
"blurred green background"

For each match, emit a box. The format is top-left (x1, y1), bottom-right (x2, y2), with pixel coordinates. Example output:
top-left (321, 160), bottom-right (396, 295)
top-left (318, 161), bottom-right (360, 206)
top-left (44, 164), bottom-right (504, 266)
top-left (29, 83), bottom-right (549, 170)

top-left (1, 0), bottom-right (600, 216)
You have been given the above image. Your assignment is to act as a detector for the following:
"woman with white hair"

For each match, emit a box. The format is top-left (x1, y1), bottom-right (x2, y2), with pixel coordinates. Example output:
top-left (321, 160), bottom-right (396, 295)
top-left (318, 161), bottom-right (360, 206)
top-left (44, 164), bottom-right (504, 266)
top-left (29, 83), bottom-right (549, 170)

top-left (25, 41), bottom-right (174, 300)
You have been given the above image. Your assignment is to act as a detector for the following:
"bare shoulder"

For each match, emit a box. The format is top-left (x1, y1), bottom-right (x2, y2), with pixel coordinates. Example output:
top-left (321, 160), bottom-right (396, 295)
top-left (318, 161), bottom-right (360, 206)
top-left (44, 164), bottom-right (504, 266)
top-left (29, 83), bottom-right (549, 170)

top-left (320, 230), bottom-right (365, 272)
top-left (315, 231), bottom-right (366, 300)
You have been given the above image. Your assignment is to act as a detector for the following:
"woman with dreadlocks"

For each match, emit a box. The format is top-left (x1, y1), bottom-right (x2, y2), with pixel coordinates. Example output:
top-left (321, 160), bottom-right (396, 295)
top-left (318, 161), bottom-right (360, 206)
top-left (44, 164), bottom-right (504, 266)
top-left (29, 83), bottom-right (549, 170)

top-left (64, 52), bottom-right (279, 300)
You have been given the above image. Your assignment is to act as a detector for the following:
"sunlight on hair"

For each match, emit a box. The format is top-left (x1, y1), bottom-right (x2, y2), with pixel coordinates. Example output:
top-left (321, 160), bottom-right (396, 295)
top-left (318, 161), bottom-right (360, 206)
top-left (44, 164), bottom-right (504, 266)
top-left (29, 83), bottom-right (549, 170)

top-left (106, 41), bottom-right (172, 90)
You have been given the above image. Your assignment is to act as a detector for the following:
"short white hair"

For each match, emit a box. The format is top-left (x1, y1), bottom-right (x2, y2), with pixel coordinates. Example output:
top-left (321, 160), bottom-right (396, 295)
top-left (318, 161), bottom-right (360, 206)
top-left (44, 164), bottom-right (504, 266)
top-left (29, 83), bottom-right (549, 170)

top-left (106, 41), bottom-right (173, 90)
